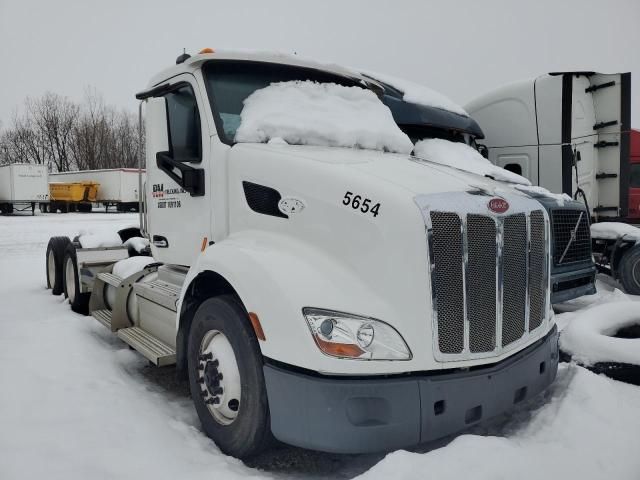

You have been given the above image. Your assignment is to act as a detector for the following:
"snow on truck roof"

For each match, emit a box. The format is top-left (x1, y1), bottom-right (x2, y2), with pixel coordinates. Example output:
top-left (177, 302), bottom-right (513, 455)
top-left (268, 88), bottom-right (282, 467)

top-left (145, 50), bottom-right (367, 90)
top-left (144, 50), bottom-right (467, 116)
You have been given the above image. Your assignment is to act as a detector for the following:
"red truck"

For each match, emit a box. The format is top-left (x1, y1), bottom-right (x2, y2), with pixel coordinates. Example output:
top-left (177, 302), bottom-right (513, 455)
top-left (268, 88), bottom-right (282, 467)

top-left (629, 129), bottom-right (640, 221)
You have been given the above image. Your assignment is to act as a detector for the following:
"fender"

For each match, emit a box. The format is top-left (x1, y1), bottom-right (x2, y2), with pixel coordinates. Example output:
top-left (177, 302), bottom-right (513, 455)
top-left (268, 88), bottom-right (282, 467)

top-left (176, 230), bottom-right (414, 375)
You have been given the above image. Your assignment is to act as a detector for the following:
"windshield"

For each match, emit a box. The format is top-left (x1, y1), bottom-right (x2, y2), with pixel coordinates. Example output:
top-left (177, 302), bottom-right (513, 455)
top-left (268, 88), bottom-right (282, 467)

top-left (202, 61), bottom-right (362, 143)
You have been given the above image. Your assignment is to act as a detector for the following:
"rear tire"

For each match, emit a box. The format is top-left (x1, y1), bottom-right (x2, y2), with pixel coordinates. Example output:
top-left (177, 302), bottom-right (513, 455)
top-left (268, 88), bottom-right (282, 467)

top-left (619, 245), bottom-right (640, 295)
top-left (46, 236), bottom-right (71, 295)
top-left (63, 244), bottom-right (90, 314)
top-left (187, 295), bottom-right (272, 459)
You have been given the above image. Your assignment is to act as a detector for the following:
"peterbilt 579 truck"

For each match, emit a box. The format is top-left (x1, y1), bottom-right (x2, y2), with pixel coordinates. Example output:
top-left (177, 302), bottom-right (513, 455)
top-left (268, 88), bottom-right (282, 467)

top-left (44, 50), bottom-right (559, 459)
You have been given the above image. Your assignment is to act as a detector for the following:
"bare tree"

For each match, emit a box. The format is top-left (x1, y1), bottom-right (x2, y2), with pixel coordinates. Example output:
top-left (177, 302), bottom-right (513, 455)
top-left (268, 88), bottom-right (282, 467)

top-left (0, 88), bottom-right (142, 171)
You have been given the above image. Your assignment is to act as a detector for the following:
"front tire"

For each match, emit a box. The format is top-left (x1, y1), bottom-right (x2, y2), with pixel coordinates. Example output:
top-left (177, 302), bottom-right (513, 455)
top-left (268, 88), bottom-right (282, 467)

top-left (619, 245), bottom-right (640, 295)
top-left (63, 244), bottom-right (90, 314)
top-left (46, 236), bottom-right (71, 294)
top-left (187, 295), bottom-right (272, 459)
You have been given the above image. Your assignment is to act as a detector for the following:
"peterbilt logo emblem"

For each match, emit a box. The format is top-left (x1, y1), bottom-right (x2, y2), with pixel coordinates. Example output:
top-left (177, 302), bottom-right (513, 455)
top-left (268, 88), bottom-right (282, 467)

top-left (488, 198), bottom-right (509, 213)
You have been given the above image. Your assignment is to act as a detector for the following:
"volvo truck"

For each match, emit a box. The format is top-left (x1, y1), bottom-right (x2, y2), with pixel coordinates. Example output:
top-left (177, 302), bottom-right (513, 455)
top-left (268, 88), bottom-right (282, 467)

top-left (44, 50), bottom-right (559, 459)
top-left (466, 72), bottom-right (640, 294)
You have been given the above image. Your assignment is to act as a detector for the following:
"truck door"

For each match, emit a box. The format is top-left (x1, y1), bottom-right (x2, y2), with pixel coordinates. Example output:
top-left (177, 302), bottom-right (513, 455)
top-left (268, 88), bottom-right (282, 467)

top-left (145, 76), bottom-right (212, 266)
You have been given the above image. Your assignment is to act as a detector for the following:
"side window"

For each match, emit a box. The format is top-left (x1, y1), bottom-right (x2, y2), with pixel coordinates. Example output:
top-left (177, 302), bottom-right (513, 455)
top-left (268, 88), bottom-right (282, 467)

top-left (165, 85), bottom-right (202, 162)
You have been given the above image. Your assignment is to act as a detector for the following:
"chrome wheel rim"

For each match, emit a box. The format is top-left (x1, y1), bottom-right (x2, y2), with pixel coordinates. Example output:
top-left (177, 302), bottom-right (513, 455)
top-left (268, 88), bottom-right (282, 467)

top-left (197, 330), bottom-right (241, 425)
top-left (65, 256), bottom-right (76, 303)
top-left (47, 251), bottom-right (56, 288)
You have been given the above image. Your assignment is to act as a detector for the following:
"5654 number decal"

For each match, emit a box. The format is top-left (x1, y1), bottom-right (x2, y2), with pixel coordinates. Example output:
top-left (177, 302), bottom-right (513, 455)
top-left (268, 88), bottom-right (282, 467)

top-left (342, 191), bottom-right (380, 217)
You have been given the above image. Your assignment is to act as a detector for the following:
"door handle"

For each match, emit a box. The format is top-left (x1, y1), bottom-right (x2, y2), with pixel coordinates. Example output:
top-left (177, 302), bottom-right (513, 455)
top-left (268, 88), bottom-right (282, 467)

top-left (152, 235), bottom-right (169, 248)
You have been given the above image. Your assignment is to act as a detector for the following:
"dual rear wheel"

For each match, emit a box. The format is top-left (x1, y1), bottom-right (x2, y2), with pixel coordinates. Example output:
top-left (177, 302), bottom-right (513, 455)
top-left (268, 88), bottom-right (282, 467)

top-left (45, 236), bottom-right (90, 314)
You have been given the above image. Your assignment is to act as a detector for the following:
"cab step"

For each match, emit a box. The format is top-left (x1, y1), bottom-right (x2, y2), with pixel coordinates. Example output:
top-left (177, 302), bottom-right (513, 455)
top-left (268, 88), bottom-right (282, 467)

top-left (92, 309), bottom-right (113, 329)
top-left (117, 327), bottom-right (176, 366)
top-left (133, 280), bottom-right (181, 312)
top-left (96, 272), bottom-right (123, 287)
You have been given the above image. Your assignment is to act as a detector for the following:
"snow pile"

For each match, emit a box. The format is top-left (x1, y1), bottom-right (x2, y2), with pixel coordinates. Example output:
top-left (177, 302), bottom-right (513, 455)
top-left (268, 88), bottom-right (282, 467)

top-left (360, 69), bottom-right (468, 116)
top-left (124, 236), bottom-right (150, 254)
top-left (78, 229), bottom-right (122, 248)
top-left (591, 222), bottom-right (640, 242)
top-left (112, 256), bottom-right (156, 279)
top-left (235, 80), bottom-right (414, 154)
top-left (358, 365), bottom-right (640, 480)
top-left (413, 138), bottom-right (531, 185)
top-left (559, 301), bottom-right (640, 366)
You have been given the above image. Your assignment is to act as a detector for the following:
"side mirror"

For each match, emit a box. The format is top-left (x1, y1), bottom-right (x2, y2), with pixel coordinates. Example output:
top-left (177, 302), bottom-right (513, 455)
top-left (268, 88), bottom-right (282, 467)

top-left (477, 144), bottom-right (489, 159)
top-left (145, 97), bottom-right (170, 157)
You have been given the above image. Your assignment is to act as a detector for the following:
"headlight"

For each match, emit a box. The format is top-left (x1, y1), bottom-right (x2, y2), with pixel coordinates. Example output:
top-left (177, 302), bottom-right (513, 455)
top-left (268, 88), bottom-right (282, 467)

top-left (303, 308), bottom-right (412, 360)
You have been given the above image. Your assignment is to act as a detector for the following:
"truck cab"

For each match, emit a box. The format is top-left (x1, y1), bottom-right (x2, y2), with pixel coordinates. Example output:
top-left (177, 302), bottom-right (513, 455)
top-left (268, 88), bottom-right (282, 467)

top-left (47, 50), bottom-right (559, 459)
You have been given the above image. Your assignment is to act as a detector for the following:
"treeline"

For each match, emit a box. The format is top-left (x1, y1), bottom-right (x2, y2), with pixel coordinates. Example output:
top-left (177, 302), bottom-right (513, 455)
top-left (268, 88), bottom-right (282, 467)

top-left (0, 89), bottom-right (143, 172)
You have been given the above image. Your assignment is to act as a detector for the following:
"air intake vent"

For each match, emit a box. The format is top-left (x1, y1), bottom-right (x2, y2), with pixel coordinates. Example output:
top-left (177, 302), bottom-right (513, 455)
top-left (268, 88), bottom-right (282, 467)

top-left (242, 182), bottom-right (287, 219)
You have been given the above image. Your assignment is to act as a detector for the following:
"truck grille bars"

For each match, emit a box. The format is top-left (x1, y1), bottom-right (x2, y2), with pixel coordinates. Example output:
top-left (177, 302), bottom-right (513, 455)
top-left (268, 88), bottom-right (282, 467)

top-left (551, 209), bottom-right (591, 266)
top-left (417, 192), bottom-right (550, 362)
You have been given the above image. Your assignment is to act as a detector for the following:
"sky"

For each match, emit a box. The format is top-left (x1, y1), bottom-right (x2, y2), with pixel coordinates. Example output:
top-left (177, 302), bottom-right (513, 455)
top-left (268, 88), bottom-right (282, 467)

top-left (0, 0), bottom-right (639, 128)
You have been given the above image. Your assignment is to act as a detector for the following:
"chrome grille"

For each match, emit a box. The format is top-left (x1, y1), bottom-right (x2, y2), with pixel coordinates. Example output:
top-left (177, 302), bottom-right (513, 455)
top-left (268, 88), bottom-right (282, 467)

top-left (429, 212), bottom-right (464, 354)
top-left (426, 203), bottom-right (548, 361)
top-left (551, 209), bottom-right (591, 265)
top-left (528, 211), bottom-right (546, 331)
top-left (502, 214), bottom-right (527, 346)
top-left (466, 215), bottom-right (497, 352)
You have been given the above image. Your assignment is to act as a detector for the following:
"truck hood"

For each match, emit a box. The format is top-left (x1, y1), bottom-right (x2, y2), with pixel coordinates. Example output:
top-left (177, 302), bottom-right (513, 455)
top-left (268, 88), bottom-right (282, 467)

top-left (240, 143), bottom-right (517, 196)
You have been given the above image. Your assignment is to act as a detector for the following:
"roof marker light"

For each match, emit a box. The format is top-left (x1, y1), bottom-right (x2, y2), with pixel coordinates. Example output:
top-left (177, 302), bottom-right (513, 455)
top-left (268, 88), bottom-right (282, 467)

top-left (199, 48), bottom-right (215, 54)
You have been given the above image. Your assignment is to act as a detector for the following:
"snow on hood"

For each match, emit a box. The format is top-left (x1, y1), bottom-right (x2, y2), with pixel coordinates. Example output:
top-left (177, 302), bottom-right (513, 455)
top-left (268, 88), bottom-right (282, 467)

top-left (234, 80), bottom-right (414, 154)
top-left (360, 69), bottom-right (468, 116)
top-left (413, 138), bottom-right (531, 186)
top-left (591, 222), bottom-right (640, 242)
top-left (560, 300), bottom-right (640, 366)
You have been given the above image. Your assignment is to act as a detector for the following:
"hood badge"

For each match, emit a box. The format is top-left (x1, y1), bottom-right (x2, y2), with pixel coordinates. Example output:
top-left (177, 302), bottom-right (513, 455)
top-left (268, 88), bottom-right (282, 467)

top-left (278, 197), bottom-right (305, 216)
top-left (487, 197), bottom-right (509, 214)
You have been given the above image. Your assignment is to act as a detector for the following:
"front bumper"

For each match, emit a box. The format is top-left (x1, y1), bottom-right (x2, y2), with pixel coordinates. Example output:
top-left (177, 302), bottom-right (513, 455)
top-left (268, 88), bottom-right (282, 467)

top-left (550, 264), bottom-right (596, 304)
top-left (264, 325), bottom-right (558, 453)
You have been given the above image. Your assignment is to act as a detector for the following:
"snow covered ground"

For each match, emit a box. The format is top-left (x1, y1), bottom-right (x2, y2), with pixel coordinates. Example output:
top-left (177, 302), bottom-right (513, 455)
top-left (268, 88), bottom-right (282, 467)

top-left (1, 213), bottom-right (640, 480)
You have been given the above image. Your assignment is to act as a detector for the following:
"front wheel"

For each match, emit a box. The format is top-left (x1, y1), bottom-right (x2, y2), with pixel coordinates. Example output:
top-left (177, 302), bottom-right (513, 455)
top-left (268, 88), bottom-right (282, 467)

top-left (619, 245), bottom-right (640, 295)
top-left (187, 295), bottom-right (272, 459)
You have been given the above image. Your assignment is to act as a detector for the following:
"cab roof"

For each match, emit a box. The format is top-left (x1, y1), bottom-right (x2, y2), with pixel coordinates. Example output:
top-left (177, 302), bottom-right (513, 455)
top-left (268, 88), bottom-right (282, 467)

top-left (144, 50), bottom-right (368, 90)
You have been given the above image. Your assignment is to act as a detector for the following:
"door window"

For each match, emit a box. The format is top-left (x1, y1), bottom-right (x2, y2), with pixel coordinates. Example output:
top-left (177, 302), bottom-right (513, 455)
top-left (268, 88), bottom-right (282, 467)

top-left (165, 84), bottom-right (202, 162)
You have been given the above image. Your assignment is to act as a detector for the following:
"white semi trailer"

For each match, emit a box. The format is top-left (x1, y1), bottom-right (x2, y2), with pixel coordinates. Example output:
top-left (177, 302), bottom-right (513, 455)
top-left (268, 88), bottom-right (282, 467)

top-left (466, 72), bottom-right (640, 294)
top-left (50, 168), bottom-right (144, 212)
top-left (44, 50), bottom-right (559, 459)
top-left (0, 163), bottom-right (49, 215)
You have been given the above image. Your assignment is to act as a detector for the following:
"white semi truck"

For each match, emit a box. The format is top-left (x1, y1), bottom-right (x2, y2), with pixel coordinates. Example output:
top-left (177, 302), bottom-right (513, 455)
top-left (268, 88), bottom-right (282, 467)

top-left (49, 168), bottom-right (144, 212)
top-left (466, 72), bottom-right (640, 294)
top-left (0, 163), bottom-right (49, 215)
top-left (44, 50), bottom-right (559, 459)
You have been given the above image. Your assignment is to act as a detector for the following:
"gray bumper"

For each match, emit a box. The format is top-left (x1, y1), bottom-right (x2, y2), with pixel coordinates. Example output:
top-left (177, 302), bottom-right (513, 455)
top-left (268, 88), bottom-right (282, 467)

top-left (264, 325), bottom-right (558, 453)
top-left (551, 264), bottom-right (596, 304)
